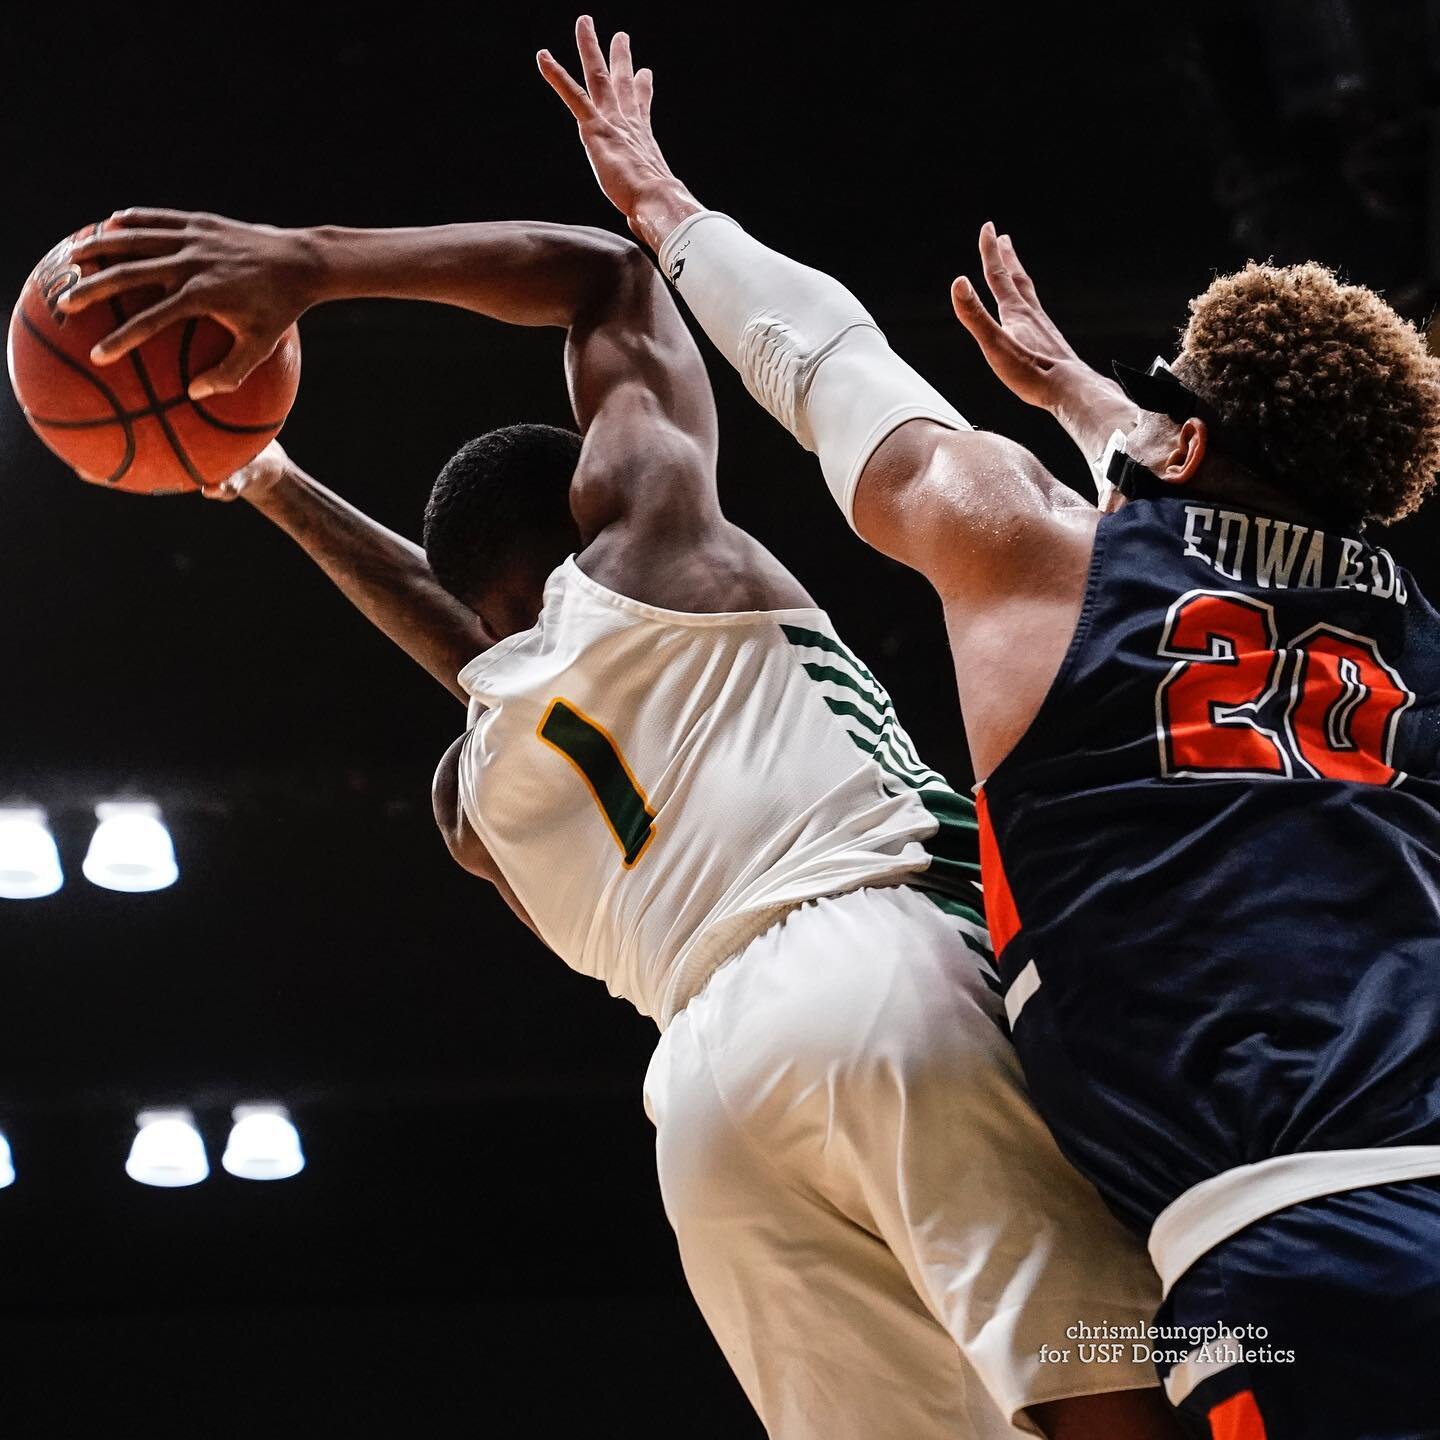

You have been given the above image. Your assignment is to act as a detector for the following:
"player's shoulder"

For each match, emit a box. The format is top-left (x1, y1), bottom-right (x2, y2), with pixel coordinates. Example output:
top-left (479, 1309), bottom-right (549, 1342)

top-left (576, 518), bottom-right (816, 616)
top-left (857, 421), bottom-right (1097, 606)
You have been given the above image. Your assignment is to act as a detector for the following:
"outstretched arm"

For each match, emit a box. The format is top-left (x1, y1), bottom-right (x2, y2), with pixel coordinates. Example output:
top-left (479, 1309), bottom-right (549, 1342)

top-left (540, 20), bottom-right (1108, 779)
top-left (539, 21), bottom-right (1086, 602)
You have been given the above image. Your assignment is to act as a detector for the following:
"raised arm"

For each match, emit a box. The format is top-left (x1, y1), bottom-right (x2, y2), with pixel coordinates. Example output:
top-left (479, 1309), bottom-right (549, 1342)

top-left (61, 214), bottom-right (719, 538)
top-left (540, 21), bottom-right (1110, 777)
top-left (537, 22), bottom-right (1088, 598)
top-left (61, 212), bottom-right (729, 680)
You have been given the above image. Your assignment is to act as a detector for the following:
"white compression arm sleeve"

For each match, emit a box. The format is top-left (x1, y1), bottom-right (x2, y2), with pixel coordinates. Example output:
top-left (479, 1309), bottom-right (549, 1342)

top-left (657, 210), bottom-right (970, 527)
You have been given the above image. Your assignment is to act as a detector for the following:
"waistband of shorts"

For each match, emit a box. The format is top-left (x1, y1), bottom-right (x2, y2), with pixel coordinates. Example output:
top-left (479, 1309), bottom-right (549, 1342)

top-left (1148, 1145), bottom-right (1440, 1296)
top-left (657, 901), bottom-right (808, 1030)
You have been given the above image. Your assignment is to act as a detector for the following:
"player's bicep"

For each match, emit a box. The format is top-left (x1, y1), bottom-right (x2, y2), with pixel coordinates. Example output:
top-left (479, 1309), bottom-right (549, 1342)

top-left (563, 250), bottom-right (720, 540)
top-left (854, 421), bottom-right (1095, 607)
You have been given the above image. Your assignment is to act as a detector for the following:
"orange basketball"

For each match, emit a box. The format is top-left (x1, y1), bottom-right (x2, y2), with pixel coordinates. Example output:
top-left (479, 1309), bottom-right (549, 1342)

top-left (6, 220), bottom-right (301, 495)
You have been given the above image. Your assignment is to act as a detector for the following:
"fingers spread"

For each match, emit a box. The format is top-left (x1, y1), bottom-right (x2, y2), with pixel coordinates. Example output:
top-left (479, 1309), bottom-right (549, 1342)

top-left (105, 208), bottom-right (194, 230)
top-left (999, 233), bottom-right (1038, 300)
top-left (979, 220), bottom-right (1023, 309)
top-left (951, 274), bottom-right (1016, 355)
top-left (574, 15), bottom-right (613, 101)
top-left (89, 290), bottom-right (199, 364)
top-left (609, 30), bottom-right (638, 112)
top-left (635, 67), bottom-right (655, 121)
top-left (951, 274), bottom-right (992, 324)
top-left (60, 257), bottom-right (188, 313)
top-left (189, 337), bottom-right (278, 399)
top-left (537, 49), bottom-right (595, 119)
top-left (70, 229), bottom-right (187, 265)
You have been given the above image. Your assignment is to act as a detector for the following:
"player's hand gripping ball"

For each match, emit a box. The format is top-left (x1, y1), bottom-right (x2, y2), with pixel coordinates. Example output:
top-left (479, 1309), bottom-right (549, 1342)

top-left (6, 220), bottom-right (301, 495)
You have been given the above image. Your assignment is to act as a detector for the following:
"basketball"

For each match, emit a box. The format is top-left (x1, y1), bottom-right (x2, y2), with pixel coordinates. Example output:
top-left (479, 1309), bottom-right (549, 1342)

top-left (6, 221), bottom-right (301, 495)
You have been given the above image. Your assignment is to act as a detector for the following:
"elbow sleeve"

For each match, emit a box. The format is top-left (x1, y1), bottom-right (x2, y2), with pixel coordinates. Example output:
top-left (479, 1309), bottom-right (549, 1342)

top-left (658, 210), bottom-right (969, 526)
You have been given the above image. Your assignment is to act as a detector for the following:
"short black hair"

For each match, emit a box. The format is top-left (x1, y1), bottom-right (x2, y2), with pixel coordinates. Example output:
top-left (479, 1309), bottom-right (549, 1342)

top-left (423, 424), bottom-right (583, 604)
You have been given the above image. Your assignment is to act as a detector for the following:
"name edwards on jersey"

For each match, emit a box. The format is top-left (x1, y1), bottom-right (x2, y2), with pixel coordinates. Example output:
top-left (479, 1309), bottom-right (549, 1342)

top-left (1180, 503), bottom-right (1409, 604)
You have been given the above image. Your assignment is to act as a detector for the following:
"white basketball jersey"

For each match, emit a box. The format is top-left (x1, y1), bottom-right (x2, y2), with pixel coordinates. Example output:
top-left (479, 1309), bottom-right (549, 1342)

top-left (456, 557), bottom-right (986, 1026)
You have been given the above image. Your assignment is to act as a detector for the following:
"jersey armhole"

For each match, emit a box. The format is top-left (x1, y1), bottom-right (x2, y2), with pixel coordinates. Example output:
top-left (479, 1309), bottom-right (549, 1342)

top-left (981, 511), bottom-right (1114, 794)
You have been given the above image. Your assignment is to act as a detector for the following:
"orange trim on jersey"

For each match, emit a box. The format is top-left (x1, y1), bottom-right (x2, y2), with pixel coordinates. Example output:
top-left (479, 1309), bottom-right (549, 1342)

top-left (974, 787), bottom-right (1022, 958)
top-left (1208, 1390), bottom-right (1267, 1440)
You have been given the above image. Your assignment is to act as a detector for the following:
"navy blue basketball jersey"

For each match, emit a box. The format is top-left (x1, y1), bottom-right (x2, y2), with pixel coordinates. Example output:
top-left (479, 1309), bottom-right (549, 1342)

top-left (978, 494), bottom-right (1440, 1242)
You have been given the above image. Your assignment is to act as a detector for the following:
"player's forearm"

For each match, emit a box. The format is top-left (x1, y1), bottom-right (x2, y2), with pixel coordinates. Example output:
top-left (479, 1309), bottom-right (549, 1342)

top-left (620, 185), bottom-right (1139, 514)
top-left (626, 177), bottom-right (707, 259)
top-left (1048, 368), bottom-right (1142, 467)
top-left (246, 464), bottom-right (486, 702)
top-left (643, 208), bottom-right (968, 528)
top-left (297, 221), bottom-right (638, 329)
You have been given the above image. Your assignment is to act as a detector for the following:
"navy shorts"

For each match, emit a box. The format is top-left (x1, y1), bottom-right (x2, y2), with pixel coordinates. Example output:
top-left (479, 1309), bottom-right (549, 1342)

top-left (1154, 1177), bottom-right (1440, 1439)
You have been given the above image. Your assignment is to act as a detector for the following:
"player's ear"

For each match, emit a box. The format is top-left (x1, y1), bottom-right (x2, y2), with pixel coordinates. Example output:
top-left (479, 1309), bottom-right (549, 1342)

top-left (1160, 418), bottom-right (1207, 488)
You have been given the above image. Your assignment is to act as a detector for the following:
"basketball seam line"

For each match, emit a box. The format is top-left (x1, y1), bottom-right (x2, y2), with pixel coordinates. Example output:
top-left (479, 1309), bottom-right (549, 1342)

top-left (96, 242), bottom-right (207, 490)
top-left (17, 310), bottom-right (136, 484)
top-left (23, 223), bottom-right (288, 486)
top-left (29, 392), bottom-right (195, 427)
top-left (177, 319), bottom-right (290, 434)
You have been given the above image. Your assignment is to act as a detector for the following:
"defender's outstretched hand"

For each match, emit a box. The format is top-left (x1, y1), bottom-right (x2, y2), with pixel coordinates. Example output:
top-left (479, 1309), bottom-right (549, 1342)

top-left (59, 211), bottom-right (317, 398)
top-left (951, 225), bottom-right (1093, 410)
top-left (951, 225), bottom-right (1138, 461)
top-left (538, 17), bottom-right (702, 253)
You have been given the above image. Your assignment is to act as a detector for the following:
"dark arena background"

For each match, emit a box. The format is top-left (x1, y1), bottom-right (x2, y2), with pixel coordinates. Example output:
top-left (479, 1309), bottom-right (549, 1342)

top-left (1, 2), bottom-right (1436, 1435)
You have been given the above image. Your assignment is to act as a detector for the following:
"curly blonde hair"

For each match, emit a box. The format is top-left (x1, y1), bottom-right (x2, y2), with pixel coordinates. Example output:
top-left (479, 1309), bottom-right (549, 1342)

top-left (1177, 261), bottom-right (1440, 526)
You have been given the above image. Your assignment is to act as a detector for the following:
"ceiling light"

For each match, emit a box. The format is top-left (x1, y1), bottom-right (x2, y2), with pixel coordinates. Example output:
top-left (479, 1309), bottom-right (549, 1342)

top-left (0, 806), bottom-right (63, 900)
top-left (83, 802), bottom-right (178, 894)
top-left (222, 1105), bottom-right (305, 1181)
top-left (126, 1109), bottom-right (208, 1188)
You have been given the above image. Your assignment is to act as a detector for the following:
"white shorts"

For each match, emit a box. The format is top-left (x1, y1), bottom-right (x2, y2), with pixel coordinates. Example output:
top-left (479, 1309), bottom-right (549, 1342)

top-left (644, 884), bottom-right (1160, 1438)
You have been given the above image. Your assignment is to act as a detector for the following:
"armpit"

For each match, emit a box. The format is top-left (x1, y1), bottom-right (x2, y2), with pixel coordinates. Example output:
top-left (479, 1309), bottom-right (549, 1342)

top-left (432, 733), bottom-right (489, 875)
top-left (430, 731), bottom-right (542, 938)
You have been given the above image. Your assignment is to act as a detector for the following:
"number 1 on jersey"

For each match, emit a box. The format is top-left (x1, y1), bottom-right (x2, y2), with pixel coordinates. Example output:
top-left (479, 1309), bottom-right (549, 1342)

top-left (538, 698), bottom-right (657, 867)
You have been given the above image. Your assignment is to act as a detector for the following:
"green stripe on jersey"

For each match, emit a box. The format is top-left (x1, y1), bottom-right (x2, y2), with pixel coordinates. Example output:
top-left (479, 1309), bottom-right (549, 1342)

top-left (780, 624), bottom-right (879, 684)
top-left (916, 788), bottom-right (984, 912)
top-left (782, 623), bottom-right (988, 931)
top-left (822, 698), bottom-right (885, 736)
top-left (874, 733), bottom-right (941, 786)
top-left (923, 888), bottom-right (987, 932)
top-left (801, 662), bottom-right (888, 712)
top-left (923, 891), bottom-right (993, 967)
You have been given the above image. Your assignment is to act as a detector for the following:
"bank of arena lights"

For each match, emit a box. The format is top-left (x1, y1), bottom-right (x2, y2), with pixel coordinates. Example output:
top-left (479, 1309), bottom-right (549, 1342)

top-left (0, 799), bottom-right (179, 899)
top-left (0, 1108), bottom-right (307, 1193)
top-left (122, 1105), bottom-right (306, 1189)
